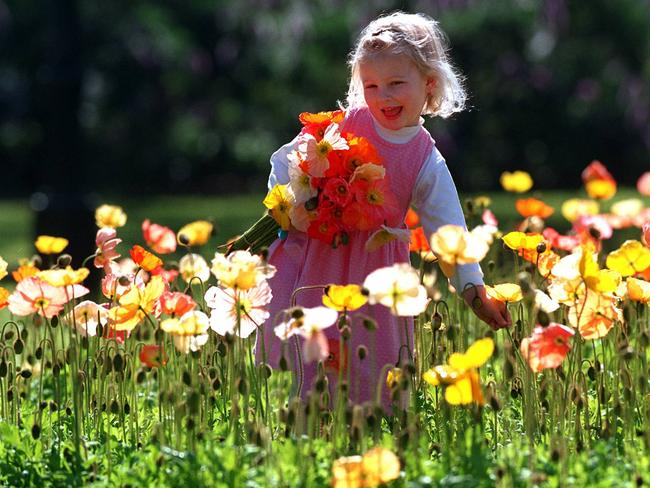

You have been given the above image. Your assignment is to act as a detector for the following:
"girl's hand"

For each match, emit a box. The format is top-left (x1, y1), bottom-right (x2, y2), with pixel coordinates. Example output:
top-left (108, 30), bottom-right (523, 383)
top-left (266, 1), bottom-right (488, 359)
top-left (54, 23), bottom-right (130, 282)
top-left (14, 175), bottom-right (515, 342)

top-left (461, 285), bottom-right (512, 330)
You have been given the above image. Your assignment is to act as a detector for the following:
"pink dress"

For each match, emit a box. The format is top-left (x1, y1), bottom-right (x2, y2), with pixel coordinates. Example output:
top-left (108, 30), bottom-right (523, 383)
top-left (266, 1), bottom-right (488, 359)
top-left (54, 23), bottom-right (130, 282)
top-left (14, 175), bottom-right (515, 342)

top-left (257, 107), bottom-right (434, 407)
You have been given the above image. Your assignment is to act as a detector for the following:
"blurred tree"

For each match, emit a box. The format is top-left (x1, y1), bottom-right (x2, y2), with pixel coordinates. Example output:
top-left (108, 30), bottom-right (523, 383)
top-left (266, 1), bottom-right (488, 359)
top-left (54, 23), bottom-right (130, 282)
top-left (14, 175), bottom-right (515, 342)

top-left (0, 0), bottom-right (648, 197)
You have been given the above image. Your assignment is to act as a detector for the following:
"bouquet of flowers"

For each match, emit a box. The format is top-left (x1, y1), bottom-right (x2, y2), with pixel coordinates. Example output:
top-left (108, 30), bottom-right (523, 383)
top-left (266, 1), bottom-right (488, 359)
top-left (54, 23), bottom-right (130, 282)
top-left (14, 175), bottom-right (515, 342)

top-left (227, 110), bottom-right (400, 254)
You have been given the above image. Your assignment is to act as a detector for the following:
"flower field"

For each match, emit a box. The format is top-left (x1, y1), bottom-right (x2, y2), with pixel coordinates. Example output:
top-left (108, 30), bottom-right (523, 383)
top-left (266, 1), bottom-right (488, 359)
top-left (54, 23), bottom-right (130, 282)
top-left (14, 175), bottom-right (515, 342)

top-left (0, 166), bottom-right (650, 487)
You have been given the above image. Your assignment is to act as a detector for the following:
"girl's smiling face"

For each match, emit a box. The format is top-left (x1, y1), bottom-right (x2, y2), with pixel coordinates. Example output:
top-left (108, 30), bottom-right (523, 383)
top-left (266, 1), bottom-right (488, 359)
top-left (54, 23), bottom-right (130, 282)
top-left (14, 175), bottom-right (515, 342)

top-left (359, 53), bottom-right (434, 131)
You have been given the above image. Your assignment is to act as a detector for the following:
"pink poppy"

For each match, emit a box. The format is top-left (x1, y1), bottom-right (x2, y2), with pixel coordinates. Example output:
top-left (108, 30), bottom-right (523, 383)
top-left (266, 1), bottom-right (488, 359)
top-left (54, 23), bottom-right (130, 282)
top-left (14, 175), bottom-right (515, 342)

top-left (142, 219), bottom-right (177, 254)
top-left (482, 209), bottom-right (499, 227)
top-left (94, 228), bottom-right (121, 272)
top-left (542, 227), bottom-right (580, 252)
top-left (303, 330), bottom-right (329, 363)
top-left (572, 215), bottom-right (613, 241)
top-left (150, 266), bottom-right (179, 284)
top-left (637, 172), bottom-right (650, 196)
top-left (643, 222), bottom-right (650, 247)
top-left (8, 277), bottom-right (68, 318)
top-left (520, 323), bottom-right (575, 373)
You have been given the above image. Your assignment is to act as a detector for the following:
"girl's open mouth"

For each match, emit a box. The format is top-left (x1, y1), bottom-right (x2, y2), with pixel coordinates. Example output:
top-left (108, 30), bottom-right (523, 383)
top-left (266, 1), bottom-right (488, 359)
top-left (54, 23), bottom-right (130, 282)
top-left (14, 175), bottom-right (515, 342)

top-left (382, 106), bottom-right (402, 119)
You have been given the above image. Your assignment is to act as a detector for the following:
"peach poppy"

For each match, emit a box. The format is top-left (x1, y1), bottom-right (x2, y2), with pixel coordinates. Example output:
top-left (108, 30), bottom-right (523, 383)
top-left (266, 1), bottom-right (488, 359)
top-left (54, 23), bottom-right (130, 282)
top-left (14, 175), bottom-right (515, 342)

top-left (567, 290), bottom-right (622, 340)
top-left (142, 219), bottom-right (177, 254)
top-left (159, 291), bottom-right (196, 317)
top-left (520, 323), bottom-right (574, 373)
top-left (637, 172), bottom-right (650, 196)
top-left (515, 197), bottom-right (554, 219)
top-left (94, 228), bottom-right (121, 272)
top-left (108, 275), bottom-right (166, 331)
top-left (644, 222), bottom-right (650, 247)
top-left (627, 277), bottom-right (650, 303)
top-left (8, 277), bottom-right (68, 318)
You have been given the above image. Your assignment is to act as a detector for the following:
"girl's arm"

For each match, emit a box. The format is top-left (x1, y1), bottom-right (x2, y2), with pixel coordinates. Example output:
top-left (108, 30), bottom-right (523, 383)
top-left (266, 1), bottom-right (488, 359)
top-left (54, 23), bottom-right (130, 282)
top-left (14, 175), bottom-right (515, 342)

top-left (411, 148), bottom-right (511, 330)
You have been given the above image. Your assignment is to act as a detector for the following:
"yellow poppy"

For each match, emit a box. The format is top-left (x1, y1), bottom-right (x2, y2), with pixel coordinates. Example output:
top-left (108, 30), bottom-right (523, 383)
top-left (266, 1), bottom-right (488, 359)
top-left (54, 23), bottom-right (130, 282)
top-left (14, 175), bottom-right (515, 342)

top-left (561, 198), bottom-right (599, 222)
top-left (177, 220), bottom-right (213, 247)
top-left (38, 266), bottom-right (89, 286)
top-left (35, 235), bottom-right (69, 254)
top-left (332, 447), bottom-right (400, 488)
top-left (485, 283), bottom-right (523, 303)
top-left (606, 240), bottom-right (650, 277)
top-left (0, 256), bottom-right (7, 281)
top-left (579, 244), bottom-right (620, 293)
top-left (322, 284), bottom-right (368, 312)
top-left (423, 337), bottom-right (493, 405)
top-left (567, 290), bottom-right (622, 340)
top-left (263, 184), bottom-right (293, 231)
top-left (500, 171), bottom-right (533, 193)
top-left (95, 204), bottom-right (127, 228)
top-left (585, 179), bottom-right (617, 200)
top-left (501, 231), bottom-right (544, 251)
top-left (108, 276), bottom-right (165, 331)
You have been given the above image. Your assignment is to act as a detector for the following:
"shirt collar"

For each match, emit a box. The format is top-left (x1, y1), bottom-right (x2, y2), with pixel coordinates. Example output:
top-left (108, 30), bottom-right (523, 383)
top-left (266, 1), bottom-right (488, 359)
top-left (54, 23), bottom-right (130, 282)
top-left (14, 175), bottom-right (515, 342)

top-left (371, 115), bottom-right (424, 144)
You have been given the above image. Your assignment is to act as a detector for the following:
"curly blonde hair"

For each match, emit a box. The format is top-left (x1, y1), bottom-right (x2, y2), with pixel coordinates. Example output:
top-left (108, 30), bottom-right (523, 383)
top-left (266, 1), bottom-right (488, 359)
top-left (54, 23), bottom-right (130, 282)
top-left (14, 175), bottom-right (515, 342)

top-left (345, 12), bottom-right (467, 118)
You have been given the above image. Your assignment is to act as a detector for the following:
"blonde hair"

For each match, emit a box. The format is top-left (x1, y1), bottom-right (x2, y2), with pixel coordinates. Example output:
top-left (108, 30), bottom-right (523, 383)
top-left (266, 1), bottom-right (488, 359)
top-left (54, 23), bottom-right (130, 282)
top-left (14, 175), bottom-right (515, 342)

top-left (345, 12), bottom-right (467, 118)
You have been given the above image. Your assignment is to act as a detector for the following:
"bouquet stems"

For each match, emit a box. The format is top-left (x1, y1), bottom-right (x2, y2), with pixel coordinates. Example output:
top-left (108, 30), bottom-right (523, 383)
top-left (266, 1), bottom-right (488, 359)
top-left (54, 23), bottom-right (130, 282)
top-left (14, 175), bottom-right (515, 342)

top-left (224, 213), bottom-right (281, 255)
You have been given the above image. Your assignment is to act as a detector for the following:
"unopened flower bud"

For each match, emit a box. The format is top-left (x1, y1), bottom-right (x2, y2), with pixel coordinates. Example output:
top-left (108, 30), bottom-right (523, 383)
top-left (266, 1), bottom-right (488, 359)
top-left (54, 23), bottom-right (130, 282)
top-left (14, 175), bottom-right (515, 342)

top-left (57, 254), bottom-right (72, 267)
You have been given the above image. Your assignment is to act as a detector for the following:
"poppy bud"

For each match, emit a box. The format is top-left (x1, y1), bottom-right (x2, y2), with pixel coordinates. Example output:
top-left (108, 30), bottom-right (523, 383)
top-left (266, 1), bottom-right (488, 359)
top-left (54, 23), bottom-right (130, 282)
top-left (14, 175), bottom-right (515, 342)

top-left (13, 339), bottom-right (24, 355)
top-left (259, 363), bottom-right (273, 380)
top-left (20, 369), bottom-right (32, 379)
top-left (31, 423), bottom-right (41, 439)
top-left (118, 275), bottom-right (131, 286)
top-left (212, 378), bottom-right (221, 391)
top-left (536, 242), bottom-right (547, 254)
top-left (362, 318), bottom-right (377, 331)
top-left (51, 315), bottom-right (59, 328)
top-left (357, 345), bottom-right (367, 361)
top-left (0, 361), bottom-right (6, 378)
top-left (182, 370), bottom-right (192, 386)
top-left (279, 354), bottom-right (289, 372)
top-left (57, 254), bottom-right (72, 267)
top-left (178, 233), bottom-right (191, 246)
top-left (340, 326), bottom-right (351, 341)
top-left (432, 313), bottom-right (443, 330)
top-left (110, 400), bottom-right (120, 414)
top-left (290, 307), bottom-right (305, 319)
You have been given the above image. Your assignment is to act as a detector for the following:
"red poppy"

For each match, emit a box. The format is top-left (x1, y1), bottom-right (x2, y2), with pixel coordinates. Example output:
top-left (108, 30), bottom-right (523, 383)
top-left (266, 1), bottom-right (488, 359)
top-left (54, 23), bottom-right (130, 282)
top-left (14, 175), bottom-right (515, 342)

top-left (543, 227), bottom-right (581, 252)
top-left (324, 338), bottom-right (348, 374)
top-left (159, 291), bottom-right (196, 317)
top-left (139, 344), bottom-right (168, 368)
top-left (130, 245), bottom-right (163, 272)
top-left (520, 323), bottom-right (574, 373)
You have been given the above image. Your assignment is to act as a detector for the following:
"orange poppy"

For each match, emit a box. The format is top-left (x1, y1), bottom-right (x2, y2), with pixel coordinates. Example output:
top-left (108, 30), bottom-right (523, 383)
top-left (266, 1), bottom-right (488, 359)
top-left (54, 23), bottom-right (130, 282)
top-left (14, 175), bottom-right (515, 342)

top-left (129, 245), bottom-right (163, 272)
top-left (582, 160), bottom-right (617, 200)
top-left (0, 287), bottom-right (9, 309)
top-left (404, 208), bottom-right (420, 228)
top-left (299, 110), bottom-right (346, 140)
top-left (515, 197), bottom-right (554, 219)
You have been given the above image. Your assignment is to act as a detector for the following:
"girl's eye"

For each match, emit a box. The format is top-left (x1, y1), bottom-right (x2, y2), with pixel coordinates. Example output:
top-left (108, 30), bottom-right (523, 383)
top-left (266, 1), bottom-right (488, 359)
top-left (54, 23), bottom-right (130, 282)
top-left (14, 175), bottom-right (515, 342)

top-left (390, 81), bottom-right (404, 86)
top-left (364, 84), bottom-right (377, 90)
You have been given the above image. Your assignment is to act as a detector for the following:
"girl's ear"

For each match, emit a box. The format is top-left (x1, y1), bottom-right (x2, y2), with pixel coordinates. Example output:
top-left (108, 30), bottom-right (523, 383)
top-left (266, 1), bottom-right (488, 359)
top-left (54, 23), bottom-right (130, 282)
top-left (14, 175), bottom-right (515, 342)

top-left (426, 77), bottom-right (437, 95)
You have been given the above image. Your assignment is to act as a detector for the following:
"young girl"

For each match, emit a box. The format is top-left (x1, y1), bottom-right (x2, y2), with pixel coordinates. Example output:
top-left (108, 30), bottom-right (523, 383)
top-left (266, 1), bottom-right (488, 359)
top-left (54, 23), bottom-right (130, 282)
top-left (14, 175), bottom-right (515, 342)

top-left (259, 11), bottom-right (511, 406)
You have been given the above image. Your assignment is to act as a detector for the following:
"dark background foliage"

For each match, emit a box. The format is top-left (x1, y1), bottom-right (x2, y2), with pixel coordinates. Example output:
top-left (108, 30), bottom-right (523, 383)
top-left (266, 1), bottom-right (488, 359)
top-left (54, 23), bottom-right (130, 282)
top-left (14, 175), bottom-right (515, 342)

top-left (1, 0), bottom-right (649, 198)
